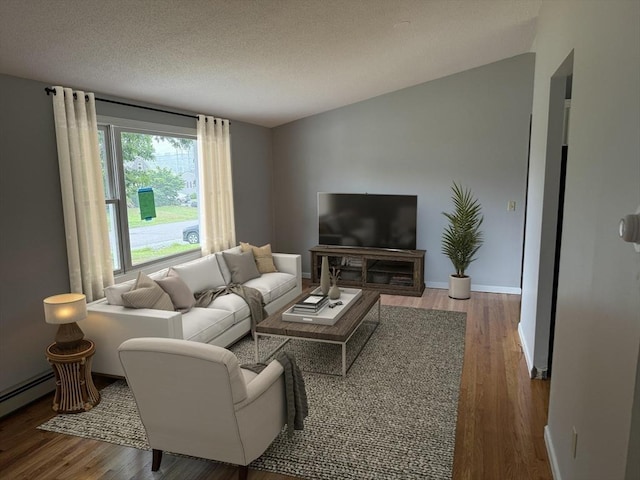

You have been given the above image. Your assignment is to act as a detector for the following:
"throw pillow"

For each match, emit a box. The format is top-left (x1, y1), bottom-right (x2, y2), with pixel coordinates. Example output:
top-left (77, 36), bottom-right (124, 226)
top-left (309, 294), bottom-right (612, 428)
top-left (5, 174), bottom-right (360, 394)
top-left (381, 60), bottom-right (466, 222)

top-left (156, 270), bottom-right (196, 312)
top-left (121, 272), bottom-right (174, 311)
top-left (240, 242), bottom-right (278, 274)
top-left (223, 250), bottom-right (261, 284)
top-left (104, 281), bottom-right (134, 306)
top-left (171, 254), bottom-right (226, 293)
top-left (215, 245), bottom-right (242, 285)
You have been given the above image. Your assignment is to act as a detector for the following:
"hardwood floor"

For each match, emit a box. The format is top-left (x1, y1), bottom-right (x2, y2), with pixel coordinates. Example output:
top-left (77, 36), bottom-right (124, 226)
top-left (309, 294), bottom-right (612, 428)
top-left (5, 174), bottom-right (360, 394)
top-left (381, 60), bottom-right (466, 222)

top-left (0, 288), bottom-right (552, 480)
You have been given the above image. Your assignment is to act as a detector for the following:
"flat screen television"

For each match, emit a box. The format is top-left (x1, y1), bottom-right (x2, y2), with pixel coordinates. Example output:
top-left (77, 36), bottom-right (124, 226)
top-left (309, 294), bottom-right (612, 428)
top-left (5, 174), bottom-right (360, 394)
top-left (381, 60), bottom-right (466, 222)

top-left (318, 193), bottom-right (418, 250)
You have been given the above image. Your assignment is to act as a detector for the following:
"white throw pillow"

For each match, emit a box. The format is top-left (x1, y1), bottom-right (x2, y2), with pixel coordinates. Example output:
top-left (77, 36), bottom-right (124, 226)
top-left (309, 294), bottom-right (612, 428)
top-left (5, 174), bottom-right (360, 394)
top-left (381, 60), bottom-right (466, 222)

top-left (104, 281), bottom-right (135, 306)
top-left (171, 254), bottom-right (226, 294)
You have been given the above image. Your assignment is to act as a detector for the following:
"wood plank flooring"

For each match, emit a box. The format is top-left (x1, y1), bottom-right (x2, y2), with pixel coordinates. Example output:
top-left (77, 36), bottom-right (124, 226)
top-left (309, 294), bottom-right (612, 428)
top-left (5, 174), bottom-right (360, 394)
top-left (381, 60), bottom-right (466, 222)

top-left (0, 288), bottom-right (552, 480)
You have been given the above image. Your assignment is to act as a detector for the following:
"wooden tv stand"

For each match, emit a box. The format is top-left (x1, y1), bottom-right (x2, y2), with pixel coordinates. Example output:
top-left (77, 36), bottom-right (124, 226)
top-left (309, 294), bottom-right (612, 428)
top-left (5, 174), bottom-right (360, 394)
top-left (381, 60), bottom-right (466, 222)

top-left (310, 246), bottom-right (425, 297)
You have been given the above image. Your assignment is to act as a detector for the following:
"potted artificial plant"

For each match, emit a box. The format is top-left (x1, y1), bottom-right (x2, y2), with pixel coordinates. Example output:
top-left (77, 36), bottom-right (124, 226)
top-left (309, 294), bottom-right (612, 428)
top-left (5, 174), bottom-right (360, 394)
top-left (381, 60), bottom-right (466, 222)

top-left (442, 182), bottom-right (484, 299)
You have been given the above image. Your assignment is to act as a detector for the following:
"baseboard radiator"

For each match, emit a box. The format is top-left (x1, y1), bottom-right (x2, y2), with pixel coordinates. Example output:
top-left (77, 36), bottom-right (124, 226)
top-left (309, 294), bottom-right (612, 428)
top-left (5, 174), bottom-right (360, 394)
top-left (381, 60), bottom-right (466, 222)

top-left (0, 371), bottom-right (55, 418)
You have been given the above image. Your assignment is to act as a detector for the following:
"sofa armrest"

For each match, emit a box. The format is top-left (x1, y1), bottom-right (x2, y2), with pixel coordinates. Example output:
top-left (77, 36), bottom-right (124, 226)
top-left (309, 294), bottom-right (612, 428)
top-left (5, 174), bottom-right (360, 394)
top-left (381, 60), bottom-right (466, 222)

top-left (272, 253), bottom-right (302, 291)
top-left (84, 301), bottom-right (184, 377)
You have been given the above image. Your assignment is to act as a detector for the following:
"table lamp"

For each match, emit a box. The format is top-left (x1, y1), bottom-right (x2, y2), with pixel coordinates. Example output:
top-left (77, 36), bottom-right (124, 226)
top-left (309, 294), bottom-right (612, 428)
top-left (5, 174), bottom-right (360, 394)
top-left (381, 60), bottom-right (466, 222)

top-left (43, 293), bottom-right (87, 350)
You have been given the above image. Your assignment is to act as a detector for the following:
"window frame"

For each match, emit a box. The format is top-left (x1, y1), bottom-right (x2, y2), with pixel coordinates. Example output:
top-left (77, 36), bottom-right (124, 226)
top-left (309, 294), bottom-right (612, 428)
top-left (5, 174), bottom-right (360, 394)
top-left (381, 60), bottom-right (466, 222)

top-left (98, 116), bottom-right (200, 276)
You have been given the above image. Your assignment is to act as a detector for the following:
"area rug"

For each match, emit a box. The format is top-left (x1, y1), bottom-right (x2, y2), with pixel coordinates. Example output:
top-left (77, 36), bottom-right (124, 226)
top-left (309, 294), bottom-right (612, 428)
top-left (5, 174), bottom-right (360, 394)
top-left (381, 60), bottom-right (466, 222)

top-left (38, 305), bottom-right (466, 480)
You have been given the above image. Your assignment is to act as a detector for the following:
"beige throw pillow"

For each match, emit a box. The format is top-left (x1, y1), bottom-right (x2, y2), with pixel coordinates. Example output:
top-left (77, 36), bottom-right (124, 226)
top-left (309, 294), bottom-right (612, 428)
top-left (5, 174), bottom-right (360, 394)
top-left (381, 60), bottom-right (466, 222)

top-left (121, 272), bottom-right (174, 311)
top-left (240, 242), bottom-right (278, 274)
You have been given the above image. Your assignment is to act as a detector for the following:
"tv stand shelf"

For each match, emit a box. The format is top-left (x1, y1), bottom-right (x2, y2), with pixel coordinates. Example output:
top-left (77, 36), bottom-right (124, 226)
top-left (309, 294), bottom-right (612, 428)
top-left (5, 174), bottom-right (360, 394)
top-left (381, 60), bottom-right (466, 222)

top-left (310, 246), bottom-right (425, 297)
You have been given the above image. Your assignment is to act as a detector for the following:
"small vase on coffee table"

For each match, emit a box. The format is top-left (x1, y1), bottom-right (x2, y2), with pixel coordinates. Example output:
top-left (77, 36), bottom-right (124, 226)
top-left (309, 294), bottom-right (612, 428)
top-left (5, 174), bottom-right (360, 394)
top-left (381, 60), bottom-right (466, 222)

top-left (320, 256), bottom-right (330, 295)
top-left (329, 282), bottom-right (341, 300)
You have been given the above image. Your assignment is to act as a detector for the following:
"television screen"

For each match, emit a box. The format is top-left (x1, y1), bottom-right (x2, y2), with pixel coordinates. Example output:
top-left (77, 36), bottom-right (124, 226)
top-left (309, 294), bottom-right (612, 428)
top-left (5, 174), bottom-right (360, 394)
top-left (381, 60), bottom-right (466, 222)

top-left (318, 193), bottom-right (417, 250)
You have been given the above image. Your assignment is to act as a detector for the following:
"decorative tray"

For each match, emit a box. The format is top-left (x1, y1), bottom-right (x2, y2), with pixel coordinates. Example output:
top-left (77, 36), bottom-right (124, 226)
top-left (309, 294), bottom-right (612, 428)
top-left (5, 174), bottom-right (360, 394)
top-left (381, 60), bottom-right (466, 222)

top-left (282, 287), bottom-right (362, 325)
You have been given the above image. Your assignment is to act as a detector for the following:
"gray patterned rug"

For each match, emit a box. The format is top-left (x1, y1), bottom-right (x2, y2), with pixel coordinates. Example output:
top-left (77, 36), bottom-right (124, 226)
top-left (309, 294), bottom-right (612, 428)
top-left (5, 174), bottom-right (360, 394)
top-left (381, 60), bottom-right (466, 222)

top-left (38, 306), bottom-right (466, 479)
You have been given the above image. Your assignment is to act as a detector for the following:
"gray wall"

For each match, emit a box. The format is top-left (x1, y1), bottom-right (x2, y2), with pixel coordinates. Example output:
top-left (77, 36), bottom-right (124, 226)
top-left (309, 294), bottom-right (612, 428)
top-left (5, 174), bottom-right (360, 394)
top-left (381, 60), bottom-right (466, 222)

top-left (0, 74), bottom-right (272, 404)
top-left (0, 75), bottom-right (69, 396)
top-left (521, 1), bottom-right (640, 478)
top-left (271, 54), bottom-right (535, 292)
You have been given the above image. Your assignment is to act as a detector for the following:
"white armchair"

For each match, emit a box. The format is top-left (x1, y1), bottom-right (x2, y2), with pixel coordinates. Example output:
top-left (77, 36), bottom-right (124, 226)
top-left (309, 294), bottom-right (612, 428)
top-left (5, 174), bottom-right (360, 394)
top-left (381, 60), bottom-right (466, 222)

top-left (118, 338), bottom-right (286, 479)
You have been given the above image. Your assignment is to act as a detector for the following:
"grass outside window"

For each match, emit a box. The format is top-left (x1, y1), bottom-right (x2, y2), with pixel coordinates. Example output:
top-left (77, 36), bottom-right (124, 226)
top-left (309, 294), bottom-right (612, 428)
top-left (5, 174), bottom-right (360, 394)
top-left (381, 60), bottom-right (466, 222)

top-left (127, 206), bottom-right (198, 228)
top-left (131, 243), bottom-right (198, 265)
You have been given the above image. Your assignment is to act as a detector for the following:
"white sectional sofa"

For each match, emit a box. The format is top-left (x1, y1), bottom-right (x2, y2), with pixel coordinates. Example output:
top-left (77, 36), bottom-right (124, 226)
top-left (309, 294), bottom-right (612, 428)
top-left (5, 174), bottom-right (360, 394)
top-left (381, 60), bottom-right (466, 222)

top-left (84, 246), bottom-right (302, 377)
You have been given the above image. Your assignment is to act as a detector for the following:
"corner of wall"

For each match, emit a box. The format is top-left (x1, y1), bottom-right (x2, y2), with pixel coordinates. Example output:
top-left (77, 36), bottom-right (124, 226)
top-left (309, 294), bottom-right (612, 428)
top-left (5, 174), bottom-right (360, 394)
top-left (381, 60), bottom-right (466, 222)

top-left (518, 321), bottom-right (536, 378)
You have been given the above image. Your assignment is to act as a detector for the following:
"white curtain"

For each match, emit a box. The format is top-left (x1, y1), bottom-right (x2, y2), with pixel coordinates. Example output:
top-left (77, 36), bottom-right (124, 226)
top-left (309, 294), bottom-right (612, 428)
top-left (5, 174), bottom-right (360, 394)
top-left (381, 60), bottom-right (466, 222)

top-left (197, 115), bottom-right (236, 254)
top-left (51, 87), bottom-right (114, 302)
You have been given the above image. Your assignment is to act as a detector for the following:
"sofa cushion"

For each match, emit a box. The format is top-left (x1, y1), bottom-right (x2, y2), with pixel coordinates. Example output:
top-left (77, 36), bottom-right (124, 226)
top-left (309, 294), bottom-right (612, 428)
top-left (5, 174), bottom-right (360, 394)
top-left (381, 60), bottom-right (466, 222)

top-left (181, 307), bottom-right (235, 343)
top-left (121, 272), bottom-right (174, 311)
top-left (156, 271), bottom-right (195, 312)
top-left (105, 281), bottom-right (134, 306)
top-left (244, 272), bottom-right (297, 304)
top-left (223, 251), bottom-right (261, 284)
top-left (215, 245), bottom-right (242, 285)
top-left (240, 242), bottom-right (278, 274)
top-left (208, 293), bottom-right (251, 324)
top-left (171, 255), bottom-right (226, 294)
top-left (104, 269), bottom-right (168, 306)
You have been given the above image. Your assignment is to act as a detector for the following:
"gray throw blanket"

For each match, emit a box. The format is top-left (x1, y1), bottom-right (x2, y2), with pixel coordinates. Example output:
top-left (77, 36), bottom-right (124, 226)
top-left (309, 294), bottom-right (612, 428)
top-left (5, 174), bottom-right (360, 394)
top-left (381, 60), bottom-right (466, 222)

top-left (242, 351), bottom-right (308, 437)
top-left (194, 284), bottom-right (267, 336)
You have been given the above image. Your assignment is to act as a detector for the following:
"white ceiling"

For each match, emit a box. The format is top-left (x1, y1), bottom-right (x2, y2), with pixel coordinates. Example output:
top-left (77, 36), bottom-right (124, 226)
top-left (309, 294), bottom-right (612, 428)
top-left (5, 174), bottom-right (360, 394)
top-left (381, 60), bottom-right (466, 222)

top-left (0, 0), bottom-right (541, 127)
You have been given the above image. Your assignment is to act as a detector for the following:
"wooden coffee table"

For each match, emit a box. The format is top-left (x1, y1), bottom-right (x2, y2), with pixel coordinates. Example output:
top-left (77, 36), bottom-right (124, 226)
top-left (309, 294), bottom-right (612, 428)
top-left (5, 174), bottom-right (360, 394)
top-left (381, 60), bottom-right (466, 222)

top-left (255, 289), bottom-right (380, 376)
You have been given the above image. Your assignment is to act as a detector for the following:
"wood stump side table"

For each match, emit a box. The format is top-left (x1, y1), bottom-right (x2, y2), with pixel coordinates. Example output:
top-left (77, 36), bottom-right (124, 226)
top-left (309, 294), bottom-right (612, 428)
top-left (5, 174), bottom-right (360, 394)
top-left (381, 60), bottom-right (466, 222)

top-left (46, 339), bottom-right (101, 413)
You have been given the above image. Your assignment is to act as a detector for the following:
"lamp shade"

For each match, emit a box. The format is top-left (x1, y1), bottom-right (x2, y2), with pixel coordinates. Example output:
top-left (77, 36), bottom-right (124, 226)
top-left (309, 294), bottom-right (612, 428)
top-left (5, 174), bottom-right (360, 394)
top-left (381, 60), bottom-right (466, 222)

top-left (43, 293), bottom-right (87, 325)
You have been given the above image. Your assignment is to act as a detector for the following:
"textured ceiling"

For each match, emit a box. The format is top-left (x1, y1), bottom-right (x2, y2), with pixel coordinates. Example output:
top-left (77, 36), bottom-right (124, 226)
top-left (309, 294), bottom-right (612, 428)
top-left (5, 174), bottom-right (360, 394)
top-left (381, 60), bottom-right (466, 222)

top-left (0, 0), bottom-right (541, 127)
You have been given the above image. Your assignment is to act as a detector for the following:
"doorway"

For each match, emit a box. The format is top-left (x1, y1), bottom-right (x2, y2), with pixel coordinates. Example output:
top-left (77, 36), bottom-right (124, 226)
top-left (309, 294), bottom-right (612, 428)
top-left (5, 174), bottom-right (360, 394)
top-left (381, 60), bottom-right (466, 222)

top-left (542, 56), bottom-right (574, 378)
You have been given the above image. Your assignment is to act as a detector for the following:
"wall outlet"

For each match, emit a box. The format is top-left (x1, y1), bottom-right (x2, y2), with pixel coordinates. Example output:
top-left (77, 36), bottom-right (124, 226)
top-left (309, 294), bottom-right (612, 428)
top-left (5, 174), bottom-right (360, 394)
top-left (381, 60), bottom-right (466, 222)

top-left (572, 426), bottom-right (578, 458)
top-left (507, 200), bottom-right (516, 212)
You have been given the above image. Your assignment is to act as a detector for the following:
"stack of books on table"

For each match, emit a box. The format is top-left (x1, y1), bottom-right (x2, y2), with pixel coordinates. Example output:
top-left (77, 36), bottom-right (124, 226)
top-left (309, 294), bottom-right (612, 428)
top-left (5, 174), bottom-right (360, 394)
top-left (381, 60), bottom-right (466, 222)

top-left (292, 294), bottom-right (329, 314)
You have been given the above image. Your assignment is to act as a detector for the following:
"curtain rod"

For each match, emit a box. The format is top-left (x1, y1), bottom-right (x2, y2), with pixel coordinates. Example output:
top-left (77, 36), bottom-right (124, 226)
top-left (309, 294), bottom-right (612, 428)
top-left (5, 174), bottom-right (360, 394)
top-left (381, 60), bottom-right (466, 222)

top-left (44, 87), bottom-right (227, 123)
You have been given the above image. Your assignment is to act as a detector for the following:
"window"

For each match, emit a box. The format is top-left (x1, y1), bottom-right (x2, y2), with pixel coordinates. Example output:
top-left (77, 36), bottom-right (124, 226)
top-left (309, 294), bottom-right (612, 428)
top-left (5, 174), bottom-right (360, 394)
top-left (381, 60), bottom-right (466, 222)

top-left (98, 120), bottom-right (199, 274)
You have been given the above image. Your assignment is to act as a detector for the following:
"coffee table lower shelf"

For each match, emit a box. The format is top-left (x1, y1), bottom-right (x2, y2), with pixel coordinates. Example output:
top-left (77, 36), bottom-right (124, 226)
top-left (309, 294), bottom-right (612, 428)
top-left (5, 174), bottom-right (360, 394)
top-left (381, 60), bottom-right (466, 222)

top-left (254, 289), bottom-right (381, 377)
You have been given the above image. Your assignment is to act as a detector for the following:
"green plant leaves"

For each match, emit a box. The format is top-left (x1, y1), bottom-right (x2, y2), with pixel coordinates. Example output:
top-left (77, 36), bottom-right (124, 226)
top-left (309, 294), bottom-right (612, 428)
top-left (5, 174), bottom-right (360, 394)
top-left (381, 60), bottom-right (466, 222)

top-left (442, 182), bottom-right (484, 277)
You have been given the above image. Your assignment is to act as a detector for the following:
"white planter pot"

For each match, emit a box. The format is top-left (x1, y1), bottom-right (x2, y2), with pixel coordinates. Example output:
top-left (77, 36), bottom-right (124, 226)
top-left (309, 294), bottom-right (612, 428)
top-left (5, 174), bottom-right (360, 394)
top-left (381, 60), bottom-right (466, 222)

top-left (448, 275), bottom-right (471, 300)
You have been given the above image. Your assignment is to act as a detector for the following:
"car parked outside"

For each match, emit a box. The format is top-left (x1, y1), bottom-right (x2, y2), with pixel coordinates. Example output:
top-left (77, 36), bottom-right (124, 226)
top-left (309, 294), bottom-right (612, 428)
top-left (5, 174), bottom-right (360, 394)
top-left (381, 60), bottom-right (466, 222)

top-left (182, 225), bottom-right (199, 244)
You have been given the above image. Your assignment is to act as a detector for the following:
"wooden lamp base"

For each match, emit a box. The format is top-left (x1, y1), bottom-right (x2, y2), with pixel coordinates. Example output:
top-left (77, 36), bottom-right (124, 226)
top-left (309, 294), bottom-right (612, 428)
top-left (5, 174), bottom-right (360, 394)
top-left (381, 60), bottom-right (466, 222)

top-left (55, 322), bottom-right (85, 350)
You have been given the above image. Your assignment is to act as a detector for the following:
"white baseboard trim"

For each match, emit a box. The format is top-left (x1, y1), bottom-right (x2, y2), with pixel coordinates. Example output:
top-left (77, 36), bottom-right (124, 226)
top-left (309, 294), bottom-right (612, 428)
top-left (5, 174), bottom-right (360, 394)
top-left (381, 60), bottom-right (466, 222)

top-left (473, 284), bottom-right (522, 294)
top-left (518, 322), bottom-right (536, 378)
top-left (545, 425), bottom-right (561, 480)
top-left (426, 281), bottom-right (521, 295)
top-left (0, 371), bottom-right (55, 418)
top-left (300, 275), bottom-right (522, 295)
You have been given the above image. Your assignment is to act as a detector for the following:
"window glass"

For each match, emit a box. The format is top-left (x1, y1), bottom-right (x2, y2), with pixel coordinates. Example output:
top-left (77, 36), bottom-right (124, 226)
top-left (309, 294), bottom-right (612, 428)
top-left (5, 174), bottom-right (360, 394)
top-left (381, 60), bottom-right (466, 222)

top-left (106, 203), bottom-right (121, 271)
top-left (99, 123), bottom-right (199, 273)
